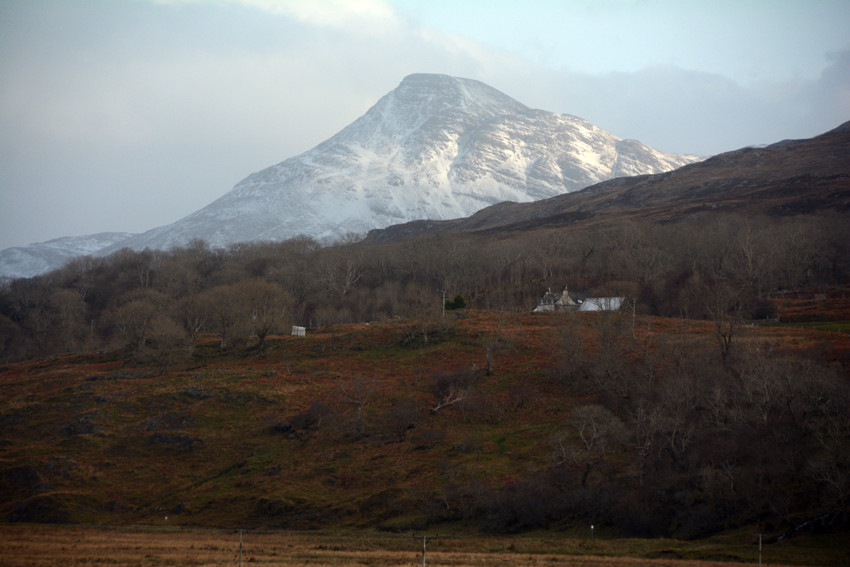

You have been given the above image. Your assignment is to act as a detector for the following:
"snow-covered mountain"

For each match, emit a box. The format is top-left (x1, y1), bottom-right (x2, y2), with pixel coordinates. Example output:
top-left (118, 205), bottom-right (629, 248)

top-left (100, 74), bottom-right (701, 254)
top-left (2, 73), bottom-right (702, 278)
top-left (0, 233), bottom-right (134, 281)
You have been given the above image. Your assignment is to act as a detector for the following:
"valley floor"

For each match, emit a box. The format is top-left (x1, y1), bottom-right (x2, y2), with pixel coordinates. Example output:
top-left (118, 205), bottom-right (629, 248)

top-left (0, 524), bottom-right (835, 567)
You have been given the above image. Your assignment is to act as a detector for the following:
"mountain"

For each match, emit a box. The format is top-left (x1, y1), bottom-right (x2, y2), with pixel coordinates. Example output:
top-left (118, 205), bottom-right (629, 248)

top-left (0, 233), bottom-right (134, 281)
top-left (2, 73), bottom-right (702, 279)
top-left (366, 120), bottom-right (850, 242)
top-left (96, 73), bottom-right (700, 255)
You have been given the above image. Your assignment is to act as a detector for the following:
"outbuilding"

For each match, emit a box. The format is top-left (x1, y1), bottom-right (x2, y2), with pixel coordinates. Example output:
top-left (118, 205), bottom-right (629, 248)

top-left (577, 297), bottom-right (624, 312)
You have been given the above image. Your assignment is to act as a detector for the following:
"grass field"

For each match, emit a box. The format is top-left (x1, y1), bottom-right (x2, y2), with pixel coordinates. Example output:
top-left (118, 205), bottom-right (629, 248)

top-left (1, 524), bottom-right (845, 566)
top-left (2, 302), bottom-right (849, 566)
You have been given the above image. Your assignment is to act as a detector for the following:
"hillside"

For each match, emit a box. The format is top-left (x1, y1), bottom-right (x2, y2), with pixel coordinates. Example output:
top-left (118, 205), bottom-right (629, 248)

top-left (2, 305), bottom-right (849, 547)
top-left (366, 120), bottom-right (850, 241)
top-left (0, 233), bottom-right (134, 282)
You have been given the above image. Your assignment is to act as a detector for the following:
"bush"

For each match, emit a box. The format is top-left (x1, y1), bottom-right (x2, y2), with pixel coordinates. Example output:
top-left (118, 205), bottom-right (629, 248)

top-left (445, 294), bottom-right (466, 310)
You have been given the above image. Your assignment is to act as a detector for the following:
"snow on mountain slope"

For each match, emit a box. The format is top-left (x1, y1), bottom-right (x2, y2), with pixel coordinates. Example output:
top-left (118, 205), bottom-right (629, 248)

top-left (0, 233), bottom-right (134, 280)
top-left (100, 73), bottom-right (702, 254)
top-left (3, 74), bottom-right (702, 278)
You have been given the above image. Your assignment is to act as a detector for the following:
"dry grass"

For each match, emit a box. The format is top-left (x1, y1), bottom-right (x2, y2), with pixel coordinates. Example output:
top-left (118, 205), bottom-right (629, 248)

top-left (0, 525), bottom-right (801, 567)
top-left (2, 308), bottom-right (848, 565)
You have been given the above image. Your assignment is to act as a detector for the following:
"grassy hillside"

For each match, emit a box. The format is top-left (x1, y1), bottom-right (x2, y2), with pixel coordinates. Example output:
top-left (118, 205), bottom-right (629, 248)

top-left (2, 299), bottom-right (849, 554)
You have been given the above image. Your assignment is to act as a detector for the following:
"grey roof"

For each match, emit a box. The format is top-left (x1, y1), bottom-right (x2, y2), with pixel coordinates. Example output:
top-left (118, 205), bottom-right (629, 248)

top-left (577, 297), bottom-right (624, 311)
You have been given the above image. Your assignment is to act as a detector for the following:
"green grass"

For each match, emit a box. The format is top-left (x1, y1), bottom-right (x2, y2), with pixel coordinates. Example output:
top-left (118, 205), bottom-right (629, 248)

top-left (764, 320), bottom-right (850, 333)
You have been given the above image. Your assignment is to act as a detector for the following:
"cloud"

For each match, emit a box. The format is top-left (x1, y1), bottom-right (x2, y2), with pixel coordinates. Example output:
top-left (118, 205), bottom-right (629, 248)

top-left (493, 49), bottom-right (850, 155)
top-left (241, 0), bottom-right (398, 30)
top-left (798, 48), bottom-right (850, 133)
top-left (157, 0), bottom-right (401, 33)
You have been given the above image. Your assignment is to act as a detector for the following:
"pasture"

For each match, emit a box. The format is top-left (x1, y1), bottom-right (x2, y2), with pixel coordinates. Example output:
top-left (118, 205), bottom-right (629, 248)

top-left (0, 524), bottom-right (835, 566)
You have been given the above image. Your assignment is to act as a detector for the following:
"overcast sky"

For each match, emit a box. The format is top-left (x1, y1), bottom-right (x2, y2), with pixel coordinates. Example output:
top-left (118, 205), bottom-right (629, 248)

top-left (1, 0), bottom-right (848, 250)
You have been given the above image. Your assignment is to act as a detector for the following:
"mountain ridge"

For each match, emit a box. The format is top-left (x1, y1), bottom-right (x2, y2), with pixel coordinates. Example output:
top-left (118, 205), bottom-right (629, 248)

top-left (366, 119), bottom-right (850, 242)
top-left (0, 233), bottom-right (134, 281)
top-left (95, 73), bottom-right (700, 254)
top-left (3, 73), bottom-right (703, 278)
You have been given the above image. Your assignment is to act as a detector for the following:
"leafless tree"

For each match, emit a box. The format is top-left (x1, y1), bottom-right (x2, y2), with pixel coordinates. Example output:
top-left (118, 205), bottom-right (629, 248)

top-left (702, 279), bottom-right (747, 364)
top-left (48, 289), bottom-right (87, 352)
top-left (110, 289), bottom-right (169, 352)
top-left (552, 404), bottom-right (627, 486)
top-left (198, 283), bottom-right (250, 350)
top-left (240, 278), bottom-right (292, 349)
top-left (337, 375), bottom-right (376, 438)
top-left (429, 369), bottom-right (475, 414)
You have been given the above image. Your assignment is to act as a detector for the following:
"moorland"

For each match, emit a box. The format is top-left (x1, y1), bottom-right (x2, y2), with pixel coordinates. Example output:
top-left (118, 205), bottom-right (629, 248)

top-left (2, 123), bottom-right (849, 564)
top-left (1, 214), bottom-right (849, 566)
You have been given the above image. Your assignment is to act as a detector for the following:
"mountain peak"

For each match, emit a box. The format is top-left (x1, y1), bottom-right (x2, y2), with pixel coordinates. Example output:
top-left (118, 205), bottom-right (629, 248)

top-left (393, 73), bottom-right (528, 114)
top-left (329, 73), bottom-right (529, 150)
top-left (7, 75), bottom-right (705, 272)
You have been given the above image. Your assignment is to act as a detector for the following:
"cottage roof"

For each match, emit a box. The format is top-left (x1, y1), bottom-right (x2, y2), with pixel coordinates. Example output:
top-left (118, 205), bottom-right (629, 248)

top-left (533, 286), bottom-right (576, 312)
top-left (577, 297), bottom-right (624, 311)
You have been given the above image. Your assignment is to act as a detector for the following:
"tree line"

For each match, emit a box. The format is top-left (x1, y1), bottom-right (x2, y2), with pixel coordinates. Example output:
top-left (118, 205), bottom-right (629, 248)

top-left (0, 211), bottom-right (848, 364)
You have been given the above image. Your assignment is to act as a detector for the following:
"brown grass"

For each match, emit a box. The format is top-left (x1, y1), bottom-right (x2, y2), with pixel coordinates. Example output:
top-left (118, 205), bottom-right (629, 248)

top-left (0, 525), bottom-right (802, 567)
top-left (1, 308), bottom-right (848, 564)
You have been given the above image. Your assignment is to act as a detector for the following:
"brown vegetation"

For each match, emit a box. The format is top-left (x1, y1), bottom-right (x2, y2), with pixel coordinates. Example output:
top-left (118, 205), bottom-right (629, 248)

top-left (0, 201), bottom-right (848, 561)
top-left (0, 524), bottom-right (842, 566)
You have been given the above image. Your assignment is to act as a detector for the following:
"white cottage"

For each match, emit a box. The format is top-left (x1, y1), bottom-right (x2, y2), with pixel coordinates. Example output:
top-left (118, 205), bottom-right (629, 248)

top-left (533, 286), bottom-right (577, 312)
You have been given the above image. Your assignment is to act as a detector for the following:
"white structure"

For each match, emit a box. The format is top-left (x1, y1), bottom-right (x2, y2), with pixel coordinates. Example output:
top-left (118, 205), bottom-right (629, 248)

top-left (533, 286), bottom-right (577, 313)
top-left (291, 326), bottom-right (306, 336)
top-left (577, 297), bottom-right (624, 312)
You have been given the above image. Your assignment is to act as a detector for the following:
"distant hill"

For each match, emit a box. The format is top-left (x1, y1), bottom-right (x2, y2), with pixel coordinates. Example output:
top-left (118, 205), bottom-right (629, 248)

top-left (366, 120), bottom-right (850, 242)
top-left (0, 233), bottom-right (134, 281)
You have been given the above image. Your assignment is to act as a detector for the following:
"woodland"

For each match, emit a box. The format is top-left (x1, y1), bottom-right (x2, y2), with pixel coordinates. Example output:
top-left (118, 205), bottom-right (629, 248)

top-left (1, 210), bottom-right (849, 552)
top-left (1, 212), bottom-right (848, 363)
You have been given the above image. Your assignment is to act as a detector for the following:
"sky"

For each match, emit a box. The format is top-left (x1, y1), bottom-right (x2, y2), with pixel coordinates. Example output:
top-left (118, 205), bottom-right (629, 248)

top-left (1, 0), bottom-right (848, 250)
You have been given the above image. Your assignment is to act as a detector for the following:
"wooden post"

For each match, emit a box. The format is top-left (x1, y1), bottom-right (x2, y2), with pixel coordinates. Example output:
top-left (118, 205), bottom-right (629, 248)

top-left (632, 297), bottom-right (636, 338)
top-left (414, 534), bottom-right (436, 567)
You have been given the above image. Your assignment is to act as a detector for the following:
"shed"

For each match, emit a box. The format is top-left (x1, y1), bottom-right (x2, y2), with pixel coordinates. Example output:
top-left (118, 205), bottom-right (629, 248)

top-left (577, 297), bottom-right (624, 312)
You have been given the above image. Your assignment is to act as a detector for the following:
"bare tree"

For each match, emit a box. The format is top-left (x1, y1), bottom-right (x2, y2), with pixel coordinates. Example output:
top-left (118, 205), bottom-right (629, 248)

top-left (111, 289), bottom-right (169, 352)
top-left (241, 279), bottom-right (292, 349)
top-left (625, 400), bottom-right (656, 486)
top-left (702, 279), bottom-right (747, 365)
top-left (198, 284), bottom-right (249, 351)
top-left (429, 369), bottom-right (475, 414)
top-left (48, 289), bottom-right (87, 352)
top-left (552, 404), bottom-right (627, 486)
top-left (482, 320), bottom-right (511, 376)
top-left (337, 375), bottom-right (376, 438)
